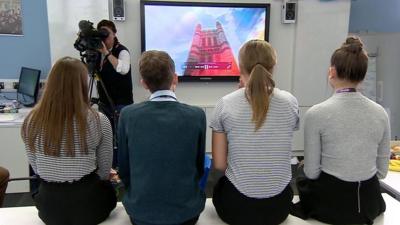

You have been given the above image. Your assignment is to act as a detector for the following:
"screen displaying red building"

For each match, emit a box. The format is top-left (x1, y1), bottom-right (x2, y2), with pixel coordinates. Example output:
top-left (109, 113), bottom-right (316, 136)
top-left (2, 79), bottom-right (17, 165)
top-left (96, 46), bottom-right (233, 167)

top-left (183, 22), bottom-right (240, 76)
top-left (142, 2), bottom-right (270, 81)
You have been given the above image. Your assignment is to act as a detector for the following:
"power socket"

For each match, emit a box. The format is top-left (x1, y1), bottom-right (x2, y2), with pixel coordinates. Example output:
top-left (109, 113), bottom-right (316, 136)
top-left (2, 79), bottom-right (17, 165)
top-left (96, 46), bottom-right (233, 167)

top-left (0, 82), bottom-right (4, 89)
top-left (13, 82), bottom-right (19, 90)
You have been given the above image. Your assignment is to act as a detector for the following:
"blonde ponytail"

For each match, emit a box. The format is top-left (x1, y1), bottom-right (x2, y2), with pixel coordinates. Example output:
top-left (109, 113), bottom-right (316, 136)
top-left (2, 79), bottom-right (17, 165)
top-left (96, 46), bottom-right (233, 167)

top-left (239, 39), bottom-right (277, 131)
top-left (246, 64), bottom-right (275, 131)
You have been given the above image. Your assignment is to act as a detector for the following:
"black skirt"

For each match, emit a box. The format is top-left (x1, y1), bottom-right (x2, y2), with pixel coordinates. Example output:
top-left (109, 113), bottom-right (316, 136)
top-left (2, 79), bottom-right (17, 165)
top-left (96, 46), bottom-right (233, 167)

top-left (293, 169), bottom-right (385, 225)
top-left (33, 172), bottom-right (117, 225)
top-left (213, 176), bottom-right (293, 225)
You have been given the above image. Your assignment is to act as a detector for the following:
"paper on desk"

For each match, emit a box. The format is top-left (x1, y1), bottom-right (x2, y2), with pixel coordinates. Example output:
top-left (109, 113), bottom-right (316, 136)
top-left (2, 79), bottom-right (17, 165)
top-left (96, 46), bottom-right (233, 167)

top-left (0, 113), bottom-right (25, 124)
top-left (0, 114), bottom-right (15, 122)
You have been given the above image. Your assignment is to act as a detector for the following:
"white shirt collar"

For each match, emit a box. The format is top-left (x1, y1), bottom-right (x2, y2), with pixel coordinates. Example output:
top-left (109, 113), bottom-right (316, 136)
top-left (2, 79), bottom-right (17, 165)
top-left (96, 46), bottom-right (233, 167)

top-left (149, 90), bottom-right (177, 102)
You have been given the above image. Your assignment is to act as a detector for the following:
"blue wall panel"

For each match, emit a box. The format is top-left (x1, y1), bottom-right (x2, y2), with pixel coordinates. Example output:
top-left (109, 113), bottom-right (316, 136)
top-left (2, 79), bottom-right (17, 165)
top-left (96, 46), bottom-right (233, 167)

top-left (0, 0), bottom-right (51, 79)
top-left (349, 0), bottom-right (400, 33)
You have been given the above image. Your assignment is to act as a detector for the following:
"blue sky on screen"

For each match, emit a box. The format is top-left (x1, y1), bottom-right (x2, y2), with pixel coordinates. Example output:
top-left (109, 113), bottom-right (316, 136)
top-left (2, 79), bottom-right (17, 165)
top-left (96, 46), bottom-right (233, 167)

top-left (144, 5), bottom-right (266, 75)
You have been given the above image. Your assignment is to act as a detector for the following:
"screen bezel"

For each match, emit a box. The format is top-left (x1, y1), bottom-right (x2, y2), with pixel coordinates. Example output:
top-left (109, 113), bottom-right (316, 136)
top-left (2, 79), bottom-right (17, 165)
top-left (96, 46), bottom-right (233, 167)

top-left (140, 0), bottom-right (271, 82)
top-left (17, 67), bottom-right (41, 106)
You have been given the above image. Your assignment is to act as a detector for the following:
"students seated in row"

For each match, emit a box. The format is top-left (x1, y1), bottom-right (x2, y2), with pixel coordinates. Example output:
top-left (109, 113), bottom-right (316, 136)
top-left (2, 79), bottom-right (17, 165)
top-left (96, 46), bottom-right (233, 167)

top-left (292, 36), bottom-right (390, 224)
top-left (210, 39), bottom-right (300, 225)
top-left (118, 50), bottom-right (206, 225)
top-left (18, 37), bottom-right (389, 225)
top-left (21, 57), bottom-right (116, 225)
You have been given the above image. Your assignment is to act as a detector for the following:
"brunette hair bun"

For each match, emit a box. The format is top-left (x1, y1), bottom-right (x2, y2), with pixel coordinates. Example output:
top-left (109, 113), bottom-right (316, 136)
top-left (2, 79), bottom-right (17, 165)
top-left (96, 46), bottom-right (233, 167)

top-left (331, 36), bottom-right (368, 83)
top-left (342, 36), bottom-right (364, 54)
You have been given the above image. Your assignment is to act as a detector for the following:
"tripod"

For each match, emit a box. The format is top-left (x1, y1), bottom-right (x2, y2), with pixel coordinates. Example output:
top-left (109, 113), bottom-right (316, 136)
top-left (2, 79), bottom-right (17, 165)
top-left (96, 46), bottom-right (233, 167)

top-left (80, 50), bottom-right (119, 166)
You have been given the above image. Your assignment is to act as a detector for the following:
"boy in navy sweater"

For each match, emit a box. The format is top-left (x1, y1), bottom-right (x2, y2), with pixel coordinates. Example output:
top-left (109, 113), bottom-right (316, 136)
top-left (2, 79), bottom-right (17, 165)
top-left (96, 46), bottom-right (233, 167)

top-left (118, 50), bottom-right (206, 225)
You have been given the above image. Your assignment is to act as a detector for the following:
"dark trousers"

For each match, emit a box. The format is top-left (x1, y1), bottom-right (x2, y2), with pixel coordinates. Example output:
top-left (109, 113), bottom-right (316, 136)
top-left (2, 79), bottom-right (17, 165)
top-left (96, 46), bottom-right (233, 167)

top-left (98, 103), bottom-right (127, 168)
top-left (293, 168), bottom-right (385, 225)
top-left (33, 172), bottom-right (117, 225)
top-left (130, 216), bottom-right (199, 225)
top-left (213, 176), bottom-right (293, 225)
top-left (0, 167), bottom-right (9, 207)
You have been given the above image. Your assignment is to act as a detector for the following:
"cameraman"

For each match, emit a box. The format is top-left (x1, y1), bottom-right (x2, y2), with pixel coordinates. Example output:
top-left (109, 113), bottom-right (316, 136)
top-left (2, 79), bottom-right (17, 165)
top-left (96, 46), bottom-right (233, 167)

top-left (97, 19), bottom-right (133, 166)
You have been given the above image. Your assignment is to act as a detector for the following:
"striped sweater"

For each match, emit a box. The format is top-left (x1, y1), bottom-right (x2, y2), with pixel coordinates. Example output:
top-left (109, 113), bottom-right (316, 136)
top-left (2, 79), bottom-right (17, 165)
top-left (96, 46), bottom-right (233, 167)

top-left (23, 112), bottom-right (113, 182)
top-left (210, 88), bottom-right (299, 198)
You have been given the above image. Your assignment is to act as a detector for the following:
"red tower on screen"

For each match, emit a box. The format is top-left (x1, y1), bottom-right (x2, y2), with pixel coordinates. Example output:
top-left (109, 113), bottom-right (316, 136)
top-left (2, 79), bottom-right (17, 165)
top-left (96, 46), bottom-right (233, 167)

top-left (183, 22), bottom-right (240, 76)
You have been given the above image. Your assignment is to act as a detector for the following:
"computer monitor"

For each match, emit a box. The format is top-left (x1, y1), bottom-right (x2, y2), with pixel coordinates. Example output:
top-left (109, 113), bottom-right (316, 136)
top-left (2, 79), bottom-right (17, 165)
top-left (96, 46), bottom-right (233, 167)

top-left (17, 67), bottom-right (41, 107)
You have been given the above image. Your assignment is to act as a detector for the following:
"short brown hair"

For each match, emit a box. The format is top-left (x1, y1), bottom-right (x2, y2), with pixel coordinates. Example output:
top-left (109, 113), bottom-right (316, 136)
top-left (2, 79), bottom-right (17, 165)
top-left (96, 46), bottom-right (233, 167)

top-left (331, 36), bottom-right (368, 83)
top-left (139, 50), bottom-right (175, 92)
top-left (97, 19), bottom-right (117, 33)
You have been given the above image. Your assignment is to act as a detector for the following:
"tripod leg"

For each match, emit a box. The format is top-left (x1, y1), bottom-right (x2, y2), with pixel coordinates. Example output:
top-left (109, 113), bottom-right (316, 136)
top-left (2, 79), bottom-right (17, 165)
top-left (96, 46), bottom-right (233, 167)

top-left (95, 75), bottom-right (119, 168)
top-left (88, 76), bottom-right (95, 104)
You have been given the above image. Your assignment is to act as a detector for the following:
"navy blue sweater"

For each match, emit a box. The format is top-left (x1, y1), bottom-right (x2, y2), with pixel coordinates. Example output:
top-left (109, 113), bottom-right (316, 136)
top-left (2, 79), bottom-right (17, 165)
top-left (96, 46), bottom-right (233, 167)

top-left (118, 101), bottom-right (206, 224)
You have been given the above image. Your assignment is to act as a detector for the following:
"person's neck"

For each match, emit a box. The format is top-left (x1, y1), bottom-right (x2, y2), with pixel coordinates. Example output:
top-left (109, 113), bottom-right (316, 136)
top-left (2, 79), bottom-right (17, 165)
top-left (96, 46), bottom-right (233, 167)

top-left (151, 89), bottom-right (174, 93)
top-left (333, 81), bottom-right (358, 91)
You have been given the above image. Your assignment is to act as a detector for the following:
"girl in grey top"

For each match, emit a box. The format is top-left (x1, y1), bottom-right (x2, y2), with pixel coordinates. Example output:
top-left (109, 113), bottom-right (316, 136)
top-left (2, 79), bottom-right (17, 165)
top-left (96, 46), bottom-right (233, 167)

top-left (293, 37), bottom-right (390, 225)
top-left (211, 40), bottom-right (299, 225)
top-left (304, 89), bottom-right (390, 181)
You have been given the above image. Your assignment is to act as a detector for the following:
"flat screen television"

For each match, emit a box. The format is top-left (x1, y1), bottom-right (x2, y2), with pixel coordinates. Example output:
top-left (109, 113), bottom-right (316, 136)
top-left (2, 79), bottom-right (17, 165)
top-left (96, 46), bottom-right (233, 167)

top-left (140, 1), bottom-right (270, 81)
top-left (17, 67), bottom-right (41, 107)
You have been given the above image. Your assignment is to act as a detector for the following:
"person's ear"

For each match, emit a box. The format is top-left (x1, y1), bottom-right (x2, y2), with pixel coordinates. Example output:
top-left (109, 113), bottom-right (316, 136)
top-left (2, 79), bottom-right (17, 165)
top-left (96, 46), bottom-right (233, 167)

top-left (171, 73), bottom-right (178, 92)
top-left (328, 66), bottom-right (337, 80)
top-left (238, 75), bottom-right (245, 89)
top-left (140, 79), bottom-right (149, 90)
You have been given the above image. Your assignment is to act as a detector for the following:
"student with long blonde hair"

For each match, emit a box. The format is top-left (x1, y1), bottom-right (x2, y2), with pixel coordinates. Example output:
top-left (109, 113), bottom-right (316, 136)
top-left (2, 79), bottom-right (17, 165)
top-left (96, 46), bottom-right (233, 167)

top-left (210, 40), bottom-right (299, 225)
top-left (21, 57), bottom-right (116, 225)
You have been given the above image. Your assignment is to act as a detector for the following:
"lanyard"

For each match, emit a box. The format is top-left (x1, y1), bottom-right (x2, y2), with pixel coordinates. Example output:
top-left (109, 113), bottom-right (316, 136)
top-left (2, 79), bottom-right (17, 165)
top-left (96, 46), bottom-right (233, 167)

top-left (336, 88), bottom-right (356, 93)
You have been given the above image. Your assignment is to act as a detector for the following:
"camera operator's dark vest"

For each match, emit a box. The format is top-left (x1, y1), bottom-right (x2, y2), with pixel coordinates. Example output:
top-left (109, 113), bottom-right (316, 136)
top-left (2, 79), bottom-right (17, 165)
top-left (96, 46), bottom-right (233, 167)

top-left (97, 44), bottom-right (133, 107)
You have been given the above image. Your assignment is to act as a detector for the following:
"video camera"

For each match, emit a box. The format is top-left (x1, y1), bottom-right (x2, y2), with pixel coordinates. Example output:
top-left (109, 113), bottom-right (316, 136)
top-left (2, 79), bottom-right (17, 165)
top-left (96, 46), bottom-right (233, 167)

top-left (74, 20), bottom-right (109, 74)
top-left (74, 20), bottom-right (109, 52)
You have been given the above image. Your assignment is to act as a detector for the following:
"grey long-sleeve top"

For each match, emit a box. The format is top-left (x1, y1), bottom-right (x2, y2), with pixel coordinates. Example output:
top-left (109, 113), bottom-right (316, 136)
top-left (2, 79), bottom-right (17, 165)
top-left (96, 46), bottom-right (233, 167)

top-left (304, 92), bottom-right (390, 182)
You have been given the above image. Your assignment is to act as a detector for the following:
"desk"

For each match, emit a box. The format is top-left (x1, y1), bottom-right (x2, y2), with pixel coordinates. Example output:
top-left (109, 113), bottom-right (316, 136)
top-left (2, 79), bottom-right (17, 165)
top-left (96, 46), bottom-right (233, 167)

top-left (381, 171), bottom-right (400, 201)
top-left (0, 108), bottom-right (31, 193)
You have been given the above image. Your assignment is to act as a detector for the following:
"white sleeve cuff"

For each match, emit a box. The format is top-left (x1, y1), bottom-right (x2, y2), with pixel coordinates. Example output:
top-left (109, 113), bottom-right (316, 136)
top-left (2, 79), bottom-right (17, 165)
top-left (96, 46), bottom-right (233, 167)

top-left (116, 50), bottom-right (131, 75)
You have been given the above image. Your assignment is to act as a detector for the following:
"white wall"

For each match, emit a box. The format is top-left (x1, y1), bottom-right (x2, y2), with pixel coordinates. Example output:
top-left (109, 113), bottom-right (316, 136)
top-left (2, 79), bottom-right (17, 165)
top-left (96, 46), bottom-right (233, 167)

top-left (292, 0), bottom-right (350, 106)
top-left (46, 0), bottom-right (109, 64)
top-left (354, 33), bottom-right (400, 139)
